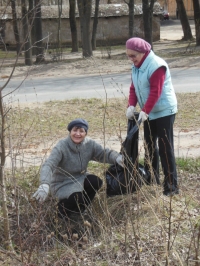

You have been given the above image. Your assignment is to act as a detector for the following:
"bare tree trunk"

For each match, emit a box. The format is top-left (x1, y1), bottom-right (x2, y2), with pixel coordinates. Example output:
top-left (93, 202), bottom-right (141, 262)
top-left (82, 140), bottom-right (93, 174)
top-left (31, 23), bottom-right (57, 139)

top-left (28, 0), bottom-right (35, 55)
top-left (176, 0), bottom-right (193, 40)
top-left (21, 0), bottom-right (33, 66)
top-left (28, 0), bottom-right (36, 56)
top-left (91, 0), bottom-right (100, 50)
top-left (69, 0), bottom-right (78, 52)
top-left (35, 0), bottom-right (45, 62)
top-left (0, 91), bottom-right (13, 251)
top-left (57, 0), bottom-right (62, 48)
top-left (10, 0), bottom-right (21, 55)
top-left (142, 0), bottom-right (155, 48)
top-left (128, 0), bottom-right (134, 38)
top-left (192, 0), bottom-right (200, 46)
top-left (77, 0), bottom-right (93, 57)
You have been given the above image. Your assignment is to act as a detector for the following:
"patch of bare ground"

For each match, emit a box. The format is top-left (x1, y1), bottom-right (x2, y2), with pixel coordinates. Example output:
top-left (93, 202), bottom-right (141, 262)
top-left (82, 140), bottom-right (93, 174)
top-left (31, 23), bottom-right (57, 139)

top-left (4, 92), bottom-right (200, 170)
top-left (1, 40), bottom-right (200, 81)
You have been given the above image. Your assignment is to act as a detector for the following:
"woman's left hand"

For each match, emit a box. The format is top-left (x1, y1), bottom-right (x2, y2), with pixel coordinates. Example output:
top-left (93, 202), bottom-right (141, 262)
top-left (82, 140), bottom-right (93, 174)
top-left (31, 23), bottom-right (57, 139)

top-left (138, 111), bottom-right (148, 122)
top-left (116, 154), bottom-right (124, 167)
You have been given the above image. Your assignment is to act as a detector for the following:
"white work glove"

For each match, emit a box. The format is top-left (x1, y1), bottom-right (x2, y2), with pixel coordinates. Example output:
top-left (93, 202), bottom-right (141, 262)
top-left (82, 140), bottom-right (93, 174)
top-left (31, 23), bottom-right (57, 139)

top-left (33, 184), bottom-right (49, 202)
top-left (126, 106), bottom-right (135, 120)
top-left (138, 111), bottom-right (148, 122)
top-left (116, 154), bottom-right (124, 167)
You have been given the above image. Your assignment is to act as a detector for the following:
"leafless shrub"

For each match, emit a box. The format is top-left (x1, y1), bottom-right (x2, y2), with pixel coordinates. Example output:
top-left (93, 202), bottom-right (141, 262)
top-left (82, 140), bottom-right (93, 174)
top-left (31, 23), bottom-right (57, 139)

top-left (0, 54), bottom-right (200, 265)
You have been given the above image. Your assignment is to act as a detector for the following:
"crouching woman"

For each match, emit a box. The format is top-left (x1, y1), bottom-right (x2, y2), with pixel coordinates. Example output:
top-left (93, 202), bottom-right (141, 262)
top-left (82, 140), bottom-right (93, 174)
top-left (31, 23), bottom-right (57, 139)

top-left (33, 118), bottom-right (122, 219)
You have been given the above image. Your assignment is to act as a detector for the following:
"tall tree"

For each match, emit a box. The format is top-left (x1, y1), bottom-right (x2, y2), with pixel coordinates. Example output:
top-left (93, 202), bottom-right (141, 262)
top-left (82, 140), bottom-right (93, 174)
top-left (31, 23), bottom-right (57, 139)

top-left (142, 0), bottom-right (155, 48)
top-left (10, 0), bottom-right (21, 55)
top-left (21, 0), bottom-right (33, 65)
top-left (176, 0), bottom-right (193, 40)
top-left (28, 0), bottom-right (36, 56)
top-left (192, 0), bottom-right (200, 46)
top-left (69, 0), bottom-right (79, 52)
top-left (126, 0), bottom-right (134, 38)
top-left (91, 0), bottom-right (100, 50)
top-left (0, 91), bottom-right (13, 251)
top-left (35, 0), bottom-right (45, 62)
top-left (0, 59), bottom-right (18, 250)
top-left (57, 0), bottom-right (62, 51)
top-left (77, 0), bottom-right (93, 57)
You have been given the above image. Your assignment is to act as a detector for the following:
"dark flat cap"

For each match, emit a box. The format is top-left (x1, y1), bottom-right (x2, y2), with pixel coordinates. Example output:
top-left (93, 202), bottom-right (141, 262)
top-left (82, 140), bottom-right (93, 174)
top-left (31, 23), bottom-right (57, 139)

top-left (67, 118), bottom-right (89, 132)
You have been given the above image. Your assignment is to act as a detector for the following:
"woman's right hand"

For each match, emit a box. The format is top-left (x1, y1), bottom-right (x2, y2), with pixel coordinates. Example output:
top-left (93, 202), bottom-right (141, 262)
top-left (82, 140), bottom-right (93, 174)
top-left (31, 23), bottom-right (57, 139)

top-left (33, 184), bottom-right (49, 202)
top-left (126, 106), bottom-right (135, 119)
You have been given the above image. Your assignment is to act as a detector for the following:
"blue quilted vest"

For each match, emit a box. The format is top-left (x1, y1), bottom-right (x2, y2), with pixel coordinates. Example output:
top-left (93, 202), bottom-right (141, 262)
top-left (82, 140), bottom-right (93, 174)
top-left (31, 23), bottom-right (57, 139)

top-left (131, 50), bottom-right (177, 120)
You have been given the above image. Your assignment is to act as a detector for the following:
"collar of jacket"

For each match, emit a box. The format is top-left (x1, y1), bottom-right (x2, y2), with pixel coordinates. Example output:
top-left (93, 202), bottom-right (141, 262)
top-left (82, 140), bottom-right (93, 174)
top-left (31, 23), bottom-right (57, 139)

top-left (132, 50), bottom-right (155, 73)
top-left (67, 135), bottom-right (86, 153)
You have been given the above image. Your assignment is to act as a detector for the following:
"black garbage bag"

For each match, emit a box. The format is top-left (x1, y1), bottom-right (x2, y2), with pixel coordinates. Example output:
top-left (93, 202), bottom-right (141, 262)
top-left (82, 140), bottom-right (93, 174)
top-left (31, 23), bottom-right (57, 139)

top-left (106, 113), bottom-right (148, 197)
top-left (106, 163), bottom-right (147, 196)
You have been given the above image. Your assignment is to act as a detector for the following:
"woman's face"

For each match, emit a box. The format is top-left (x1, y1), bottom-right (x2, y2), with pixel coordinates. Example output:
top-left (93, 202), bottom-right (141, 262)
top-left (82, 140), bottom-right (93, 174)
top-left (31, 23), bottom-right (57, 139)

top-left (70, 126), bottom-right (87, 144)
top-left (126, 49), bottom-right (145, 66)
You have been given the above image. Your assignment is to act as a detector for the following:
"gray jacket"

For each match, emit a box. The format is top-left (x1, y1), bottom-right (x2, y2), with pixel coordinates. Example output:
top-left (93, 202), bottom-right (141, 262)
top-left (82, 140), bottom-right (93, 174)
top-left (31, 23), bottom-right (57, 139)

top-left (40, 136), bottom-right (119, 200)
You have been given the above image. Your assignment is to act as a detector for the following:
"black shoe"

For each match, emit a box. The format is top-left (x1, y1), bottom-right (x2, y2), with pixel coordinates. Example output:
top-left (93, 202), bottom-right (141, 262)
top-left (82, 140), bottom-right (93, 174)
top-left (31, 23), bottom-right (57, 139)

top-left (142, 169), bottom-right (160, 186)
top-left (58, 212), bottom-right (84, 236)
top-left (163, 189), bottom-right (179, 197)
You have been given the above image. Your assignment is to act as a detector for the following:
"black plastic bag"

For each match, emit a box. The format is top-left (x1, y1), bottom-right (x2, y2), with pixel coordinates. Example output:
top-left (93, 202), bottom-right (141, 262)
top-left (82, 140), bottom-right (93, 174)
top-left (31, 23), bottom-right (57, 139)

top-left (106, 113), bottom-right (148, 196)
top-left (106, 163), bottom-right (147, 196)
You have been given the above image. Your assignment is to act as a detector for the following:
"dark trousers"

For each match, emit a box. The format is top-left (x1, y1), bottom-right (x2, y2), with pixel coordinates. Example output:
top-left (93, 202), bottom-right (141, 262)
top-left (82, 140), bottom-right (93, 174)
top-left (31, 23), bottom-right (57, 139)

top-left (58, 174), bottom-right (103, 218)
top-left (143, 114), bottom-right (178, 192)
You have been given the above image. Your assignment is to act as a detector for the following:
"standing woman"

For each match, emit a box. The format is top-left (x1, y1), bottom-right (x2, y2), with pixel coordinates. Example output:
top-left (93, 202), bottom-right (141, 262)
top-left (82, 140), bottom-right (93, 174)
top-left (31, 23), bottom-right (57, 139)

top-left (125, 37), bottom-right (178, 196)
top-left (33, 118), bottom-right (123, 219)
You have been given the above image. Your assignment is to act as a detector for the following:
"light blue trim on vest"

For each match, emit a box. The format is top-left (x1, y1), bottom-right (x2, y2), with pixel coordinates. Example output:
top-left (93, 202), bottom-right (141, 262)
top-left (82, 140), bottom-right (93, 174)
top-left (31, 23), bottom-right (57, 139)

top-left (131, 50), bottom-right (178, 120)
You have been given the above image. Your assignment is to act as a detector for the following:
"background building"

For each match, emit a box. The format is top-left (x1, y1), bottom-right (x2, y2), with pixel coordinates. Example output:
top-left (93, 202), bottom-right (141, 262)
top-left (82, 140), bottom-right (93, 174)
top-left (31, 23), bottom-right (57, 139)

top-left (156, 0), bottom-right (195, 19)
top-left (0, 3), bottom-right (161, 49)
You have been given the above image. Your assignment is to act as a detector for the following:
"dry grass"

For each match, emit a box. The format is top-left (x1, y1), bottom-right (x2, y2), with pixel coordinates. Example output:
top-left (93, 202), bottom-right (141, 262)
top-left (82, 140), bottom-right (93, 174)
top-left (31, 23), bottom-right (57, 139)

top-left (0, 93), bottom-right (200, 265)
top-left (6, 92), bottom-right (200, 146)
top-left (1, 165), bottom-right (199, 265)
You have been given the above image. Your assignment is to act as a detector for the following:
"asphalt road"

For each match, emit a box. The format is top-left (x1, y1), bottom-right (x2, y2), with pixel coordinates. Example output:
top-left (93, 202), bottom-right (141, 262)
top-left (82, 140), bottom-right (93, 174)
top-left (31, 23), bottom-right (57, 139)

top-left (2, 68), bottom-right (200, 104)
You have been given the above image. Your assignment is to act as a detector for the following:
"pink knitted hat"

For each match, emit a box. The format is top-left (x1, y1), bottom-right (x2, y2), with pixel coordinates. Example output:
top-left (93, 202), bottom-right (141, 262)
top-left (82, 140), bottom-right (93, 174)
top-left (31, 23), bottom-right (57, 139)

top-left (126, 37), bottom-right (151, 53)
